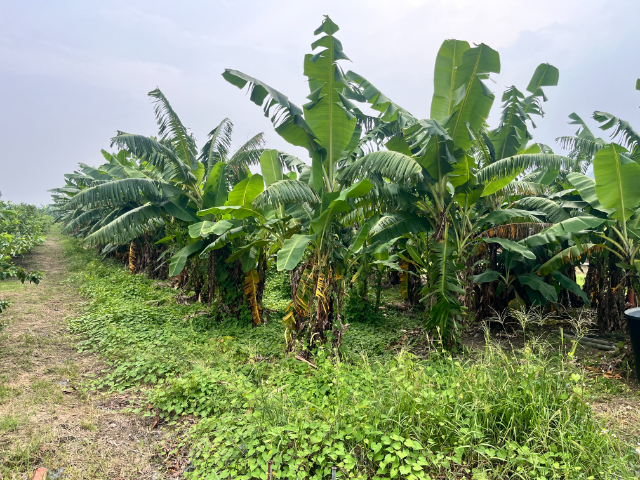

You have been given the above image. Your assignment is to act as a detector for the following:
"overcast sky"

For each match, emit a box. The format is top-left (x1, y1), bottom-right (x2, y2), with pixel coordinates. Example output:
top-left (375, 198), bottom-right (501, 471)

top-left (1, 0), bottom-right (638, 205)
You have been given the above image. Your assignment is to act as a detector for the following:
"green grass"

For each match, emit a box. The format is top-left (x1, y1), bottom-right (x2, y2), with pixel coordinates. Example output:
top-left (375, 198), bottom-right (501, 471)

top-left (62, 235), bottom-right (638, 479)
top-left (0, 415), bottom-right (20, 432)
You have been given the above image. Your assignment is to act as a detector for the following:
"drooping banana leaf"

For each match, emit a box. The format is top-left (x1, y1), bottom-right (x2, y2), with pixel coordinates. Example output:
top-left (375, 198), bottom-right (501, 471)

top-left (277, 234), bottom-right (316, 271)
top-left (514, 197), bottom-right (570, 224)
top-left (85, 203), bottom-right (165, 246)
top-left (338, 151), bottom-right (422, 186)
top-left (566, 172), bottom-right (614, 215)
top-left (476, 154), bottom-right (577, 184)
top-left (538, 243), bottom-right (597, 276)
top-left (518, 273), bottom-right (558, 304)
top-left (593, 112), bottom-right (640, 153)
top-left (473, 268), bottom-right (501, 283)
top-left (481, 237), bottom-right (535, 260)
top-left (524, 216), bottom-right (605, 247)
top-left (551, 271), bottom-right (589, 305)
top-left (346, 70), bottom-right (415, 124)
top-left (369, 216), bottom-right (431, 245)
top-left (253, 180), bottom-right (320, 210)
top-left (222, 69), bottom-right (316, 153)
top-left (169, 240), bottom-right (205, 277)
top-left (475, 209), bottom-right (544, 230)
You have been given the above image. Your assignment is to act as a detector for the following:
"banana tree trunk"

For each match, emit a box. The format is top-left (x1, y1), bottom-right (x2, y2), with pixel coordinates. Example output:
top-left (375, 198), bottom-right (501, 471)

top-left (374, 269), bottom-right (383, 313)
top-left (256, 251), bottom-right (268, 307)
top-left (596, 258), bottom-right (626, 332)
top-left (207, 251), bottom-right (216, 308)
top-left (462, 256), bottom-right (474, 311)
top-left (582, 260), bottom-right (601, 306)
top-left (128, 241), bottom-right (137, 274)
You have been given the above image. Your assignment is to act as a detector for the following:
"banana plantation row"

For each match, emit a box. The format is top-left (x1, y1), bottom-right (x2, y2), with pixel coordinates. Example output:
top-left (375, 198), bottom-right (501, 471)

top-left (50, 17), bottom-right (640, 350)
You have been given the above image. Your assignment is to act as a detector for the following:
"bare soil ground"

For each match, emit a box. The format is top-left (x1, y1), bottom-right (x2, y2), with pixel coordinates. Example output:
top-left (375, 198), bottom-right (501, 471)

top-left (0, 231), bottom-right (169, 480)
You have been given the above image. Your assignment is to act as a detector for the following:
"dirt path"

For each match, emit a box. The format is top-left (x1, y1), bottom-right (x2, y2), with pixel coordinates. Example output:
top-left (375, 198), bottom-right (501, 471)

top-left (0, 230), bottom-right (165, 480)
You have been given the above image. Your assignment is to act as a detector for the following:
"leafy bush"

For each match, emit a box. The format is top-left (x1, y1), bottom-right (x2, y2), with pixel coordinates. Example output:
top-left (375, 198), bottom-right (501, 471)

top-left (0, 201), bottom-right (50, 312)
top-left (342, 289), bottom-right (381, 324)
top-left (263, 267), bottom-right (291, 313)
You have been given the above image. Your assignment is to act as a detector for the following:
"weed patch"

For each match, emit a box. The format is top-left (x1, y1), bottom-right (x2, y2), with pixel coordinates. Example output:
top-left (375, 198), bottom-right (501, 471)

top-left (0, 414), bottom-right (20, 432)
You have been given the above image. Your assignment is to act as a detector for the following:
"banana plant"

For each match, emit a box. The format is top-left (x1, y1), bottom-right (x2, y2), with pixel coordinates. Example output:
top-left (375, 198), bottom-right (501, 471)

top-left (560, 124), bottom-right (640, 329)
top-left (190, 149), bottom-right (316, 324)
top-left (223, 16), bottom-right (410, 347)
top-left (223, 16), bottom-right (361, 194)
top-left (336, 38), bottom-right (572, 344)
top-left (54, 89), bottom-right (264, 283)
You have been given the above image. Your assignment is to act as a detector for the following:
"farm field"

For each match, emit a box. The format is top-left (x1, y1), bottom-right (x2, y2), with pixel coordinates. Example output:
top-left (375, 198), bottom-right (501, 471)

top-left (1, 6), bottom-right (640, 480)
top-left (1, 227), bottom-right (639, 479)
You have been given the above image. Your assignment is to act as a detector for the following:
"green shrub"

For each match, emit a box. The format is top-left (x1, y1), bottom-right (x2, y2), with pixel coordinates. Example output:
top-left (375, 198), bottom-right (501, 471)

top-left (342, 290), bottom-right (382, 324)
top-left (263, 267), bottom-right (291, 313)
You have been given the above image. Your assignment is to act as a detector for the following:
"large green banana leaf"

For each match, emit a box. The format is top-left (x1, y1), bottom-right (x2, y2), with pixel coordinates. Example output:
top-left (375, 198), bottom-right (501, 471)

top-left (226, 175), bottom-right (264, 207)
top-left (430, 39), bottom-right (470, 122)
top-left (594, 143), bottom-right (640, 222)
top-left (303, 17), bottom-right (357, 185)
top-left (169, 240), bottom-right (205, 277)
top-left (444, 43), bottom-right (500, 151)
top-left (202, 162), bottom-right (228, 210)
top-left (526, 63), bottom-right (559, 98)
top-left (566, 172), bottom-right (614, 215)
top-left (161, 198), bottom-right (199, 223)
top-left (277, 234), bottom-right (316, 271)
top-left (259, 150), bottom-right (283, 187)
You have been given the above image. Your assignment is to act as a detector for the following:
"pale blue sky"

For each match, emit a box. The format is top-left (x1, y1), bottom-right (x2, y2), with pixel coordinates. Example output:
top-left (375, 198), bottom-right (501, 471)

top-left (0, 0), bottom-right (638, 204)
